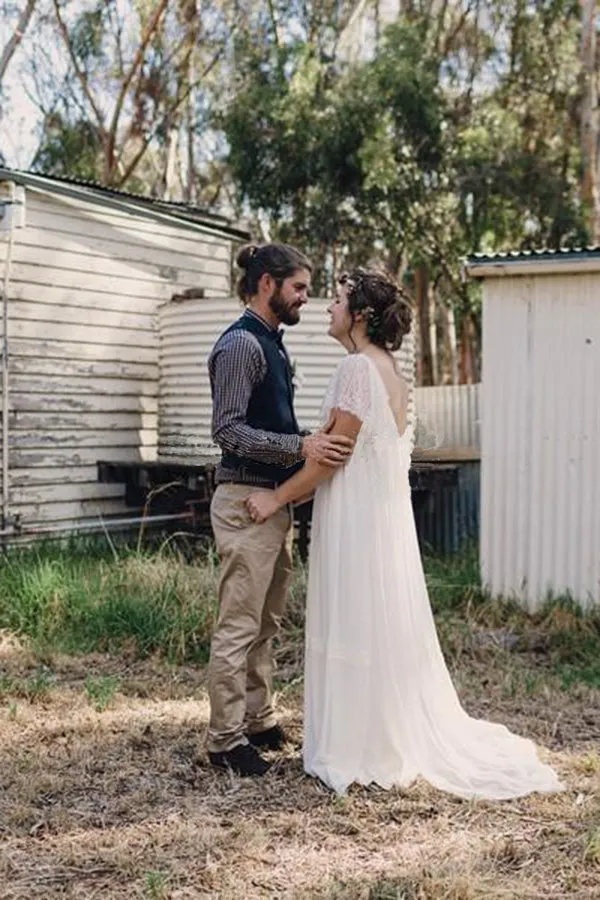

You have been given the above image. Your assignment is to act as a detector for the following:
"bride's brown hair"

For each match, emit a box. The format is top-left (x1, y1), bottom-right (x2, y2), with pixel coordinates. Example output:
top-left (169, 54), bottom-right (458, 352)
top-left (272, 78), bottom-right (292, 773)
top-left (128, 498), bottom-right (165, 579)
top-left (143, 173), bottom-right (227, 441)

top-left (338, 267), bottom-right (412, 352)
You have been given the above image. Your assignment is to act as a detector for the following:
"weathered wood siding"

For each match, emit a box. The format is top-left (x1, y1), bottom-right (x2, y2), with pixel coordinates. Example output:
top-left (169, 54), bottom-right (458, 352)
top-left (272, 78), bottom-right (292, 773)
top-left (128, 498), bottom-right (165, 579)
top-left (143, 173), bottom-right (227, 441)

top-left (0, 187), bottom-right (233, 532)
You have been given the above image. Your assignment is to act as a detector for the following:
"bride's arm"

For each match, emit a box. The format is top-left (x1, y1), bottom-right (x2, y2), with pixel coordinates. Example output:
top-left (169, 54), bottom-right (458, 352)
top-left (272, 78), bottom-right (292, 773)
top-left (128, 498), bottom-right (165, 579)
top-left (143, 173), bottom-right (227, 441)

top-left (293, 491), bottom-right (315, 506)
top-left (246, 409), bottom-right (362, 522)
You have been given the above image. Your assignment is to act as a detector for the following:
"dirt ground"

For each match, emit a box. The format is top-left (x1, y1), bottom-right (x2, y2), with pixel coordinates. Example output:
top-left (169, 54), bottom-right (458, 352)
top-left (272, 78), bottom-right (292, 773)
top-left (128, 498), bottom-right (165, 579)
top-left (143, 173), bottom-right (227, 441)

top-left (0, 632), bottom-right (598, 900)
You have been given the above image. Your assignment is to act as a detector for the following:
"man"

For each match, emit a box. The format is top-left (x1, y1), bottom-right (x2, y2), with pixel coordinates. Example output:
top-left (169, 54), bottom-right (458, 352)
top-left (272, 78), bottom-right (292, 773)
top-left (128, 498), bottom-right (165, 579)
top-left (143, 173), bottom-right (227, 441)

top-left (207, 242), bottom-right (354, 777)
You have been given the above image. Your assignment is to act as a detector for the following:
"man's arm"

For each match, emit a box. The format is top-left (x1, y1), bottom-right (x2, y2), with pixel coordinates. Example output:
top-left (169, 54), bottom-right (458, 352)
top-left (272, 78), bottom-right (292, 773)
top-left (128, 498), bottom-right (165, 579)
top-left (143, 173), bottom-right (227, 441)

top-left (246, 409), bottom-right (362, 521)
top-left (210, 331), bottom-right (303, 466)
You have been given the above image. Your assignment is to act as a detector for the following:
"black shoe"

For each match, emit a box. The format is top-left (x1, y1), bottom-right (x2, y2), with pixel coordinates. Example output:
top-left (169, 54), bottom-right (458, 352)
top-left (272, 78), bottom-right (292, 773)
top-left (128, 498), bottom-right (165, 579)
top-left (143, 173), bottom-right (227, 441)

top-left (209, 743), bottom-right (271, 777)
top-left (247, 724), bottom-right (287, 752)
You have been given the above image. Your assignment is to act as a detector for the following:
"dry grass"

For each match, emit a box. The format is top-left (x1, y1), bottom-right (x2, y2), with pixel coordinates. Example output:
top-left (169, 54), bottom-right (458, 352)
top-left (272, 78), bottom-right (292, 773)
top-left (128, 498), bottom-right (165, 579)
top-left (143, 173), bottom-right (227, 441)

top-left (0, 626), bottom-right (598, 900)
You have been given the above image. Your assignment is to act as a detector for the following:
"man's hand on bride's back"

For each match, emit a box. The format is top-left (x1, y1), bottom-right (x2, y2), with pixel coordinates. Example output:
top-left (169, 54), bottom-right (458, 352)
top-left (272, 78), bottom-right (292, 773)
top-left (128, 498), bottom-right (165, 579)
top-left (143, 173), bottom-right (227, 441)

top-left (301, 430), bottom-right (354, 467)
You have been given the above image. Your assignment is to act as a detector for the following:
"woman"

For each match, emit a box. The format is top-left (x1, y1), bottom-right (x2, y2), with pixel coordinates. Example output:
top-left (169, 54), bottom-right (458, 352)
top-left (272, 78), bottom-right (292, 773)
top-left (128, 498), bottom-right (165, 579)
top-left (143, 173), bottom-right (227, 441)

top-left (246, 267), bottom-right (563, 799)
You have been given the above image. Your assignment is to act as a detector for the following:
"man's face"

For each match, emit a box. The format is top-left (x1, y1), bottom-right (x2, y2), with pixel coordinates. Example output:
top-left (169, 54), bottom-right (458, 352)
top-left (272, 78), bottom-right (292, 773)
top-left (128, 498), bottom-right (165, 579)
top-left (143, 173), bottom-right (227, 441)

top-left (269, 268), bottom-right (311, 326)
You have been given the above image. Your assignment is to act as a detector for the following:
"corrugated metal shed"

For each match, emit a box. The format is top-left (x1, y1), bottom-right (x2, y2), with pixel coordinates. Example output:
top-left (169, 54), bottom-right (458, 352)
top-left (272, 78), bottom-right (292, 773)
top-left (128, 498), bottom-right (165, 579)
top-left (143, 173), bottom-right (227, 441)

top-left (467, 248), bottom-right (600, 610)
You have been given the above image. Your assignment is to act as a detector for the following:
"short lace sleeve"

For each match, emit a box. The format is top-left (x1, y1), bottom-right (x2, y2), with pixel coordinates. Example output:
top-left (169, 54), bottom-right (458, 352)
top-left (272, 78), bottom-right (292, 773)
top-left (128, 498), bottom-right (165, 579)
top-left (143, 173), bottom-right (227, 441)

top-left (332, 354), bottom-right (372, 422)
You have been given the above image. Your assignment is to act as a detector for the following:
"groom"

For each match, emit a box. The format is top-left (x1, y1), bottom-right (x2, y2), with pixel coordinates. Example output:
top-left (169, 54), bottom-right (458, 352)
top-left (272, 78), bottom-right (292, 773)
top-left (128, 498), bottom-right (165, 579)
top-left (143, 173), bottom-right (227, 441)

top-left (206, 242), bottom-right (354, 777)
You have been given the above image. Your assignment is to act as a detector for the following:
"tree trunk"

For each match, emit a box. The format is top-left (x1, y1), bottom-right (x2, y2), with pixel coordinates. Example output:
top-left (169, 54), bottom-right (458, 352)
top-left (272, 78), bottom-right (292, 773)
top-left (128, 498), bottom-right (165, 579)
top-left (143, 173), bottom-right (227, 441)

top-left (162, 127), bottom-right (180, 200)
top-left (429, 284), bottom-right (438, 385)
top-left (443, 303), bottom-right (459, 384)
top-left (185, 55), bottom-right (196, 203)
top-left (579, 0), bottom-right (600, 242)
top-left (415, 264), bottom-right (434, 386)
top-left (459, 312), bottom-right (478, 384)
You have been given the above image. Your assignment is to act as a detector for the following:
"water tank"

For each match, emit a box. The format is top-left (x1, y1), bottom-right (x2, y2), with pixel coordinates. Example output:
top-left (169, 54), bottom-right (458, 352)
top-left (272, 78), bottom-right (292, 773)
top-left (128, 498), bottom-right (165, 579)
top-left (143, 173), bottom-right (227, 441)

top-left (158, 295), bottom-right (415, 460)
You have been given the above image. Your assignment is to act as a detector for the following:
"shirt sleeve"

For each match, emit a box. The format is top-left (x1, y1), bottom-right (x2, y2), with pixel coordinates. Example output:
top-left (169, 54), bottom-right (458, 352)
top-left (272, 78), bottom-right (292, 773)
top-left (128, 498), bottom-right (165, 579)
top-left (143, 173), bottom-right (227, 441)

top-left (209, 330), bottom-right (304, 466)
top-left (331, 354), bottom-right (372, 422)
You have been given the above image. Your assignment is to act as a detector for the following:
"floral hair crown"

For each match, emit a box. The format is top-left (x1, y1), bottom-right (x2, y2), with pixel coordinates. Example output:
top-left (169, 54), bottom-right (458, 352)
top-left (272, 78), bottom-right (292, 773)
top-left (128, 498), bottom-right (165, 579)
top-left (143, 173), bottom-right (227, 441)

top-left (338, 268), bottom-right (382, 335)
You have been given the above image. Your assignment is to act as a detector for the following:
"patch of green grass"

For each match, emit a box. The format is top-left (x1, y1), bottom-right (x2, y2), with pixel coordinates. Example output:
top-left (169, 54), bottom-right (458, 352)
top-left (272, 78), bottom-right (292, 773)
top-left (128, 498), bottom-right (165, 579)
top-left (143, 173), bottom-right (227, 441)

top-left (423, 542), bottom-right (484, 613)
top-left (533, 596), bottom-right (600, 689)
top-left (143, 870), bottom-right (171, 899)
top-left (1, 538), bottom-right (599, 688)
top-left (422, 544), bottom-right (600, 689)
top-left (0, 667), bottom-right (55, 702)
top-left (0, 674), bottom-right (15, 698)
top-left (0, 537), bottom-right (219, 663)
top-left (85, 674), bottom-right (121, 711)
top-left (584, 827), bottom-right (600, 866)
top-left (368, 881), bottom-right (420, 900)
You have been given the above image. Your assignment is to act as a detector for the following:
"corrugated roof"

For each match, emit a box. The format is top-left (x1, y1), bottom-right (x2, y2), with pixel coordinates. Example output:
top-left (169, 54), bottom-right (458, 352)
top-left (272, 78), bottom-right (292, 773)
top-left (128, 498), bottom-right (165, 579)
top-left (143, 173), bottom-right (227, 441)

top-left (468, 247), bottom-right (600, 265)
top-left (0, 167), bottom-right (251, 241)
top-left (465, 246), bottom-right (600, 277)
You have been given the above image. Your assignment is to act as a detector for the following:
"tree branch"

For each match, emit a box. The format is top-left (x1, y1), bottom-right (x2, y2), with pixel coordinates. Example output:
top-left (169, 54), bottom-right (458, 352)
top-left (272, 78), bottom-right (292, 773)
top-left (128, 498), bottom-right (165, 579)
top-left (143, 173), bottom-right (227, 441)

top-left (267, 0), bottom-right (282, 48)
top-left (115, 40), bottom-right (229, 189)
top-left (441, 0), bottom-right (476, 58)
top-left (0, 0), bottom-right (37, 85)
top-left (52, 0), bottom-right (106, 133)
top-left (106, 0), bottom-right (169, 178)
top-left (106, 0), bottom-right (126, 80)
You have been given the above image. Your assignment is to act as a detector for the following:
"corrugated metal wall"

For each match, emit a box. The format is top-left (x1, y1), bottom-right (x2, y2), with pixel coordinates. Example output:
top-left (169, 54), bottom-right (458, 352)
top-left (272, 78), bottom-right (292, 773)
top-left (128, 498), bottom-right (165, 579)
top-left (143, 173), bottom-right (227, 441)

top-left (158, 296), bottom-right (235, 459)
top-left (481, 272), bottom-right (600, 611)
top-left (0, 186), bottom-right (233, 533)
top-left (158, 296), bottom-right (416, 460)
top-left (413, 384), bottom-right (480, 450)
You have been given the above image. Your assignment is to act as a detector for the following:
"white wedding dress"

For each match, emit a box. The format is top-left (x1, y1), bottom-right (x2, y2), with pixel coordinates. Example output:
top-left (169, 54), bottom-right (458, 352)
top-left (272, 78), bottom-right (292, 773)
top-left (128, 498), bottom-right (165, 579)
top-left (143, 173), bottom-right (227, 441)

top-left (303, 353), bottom-right (564, 799)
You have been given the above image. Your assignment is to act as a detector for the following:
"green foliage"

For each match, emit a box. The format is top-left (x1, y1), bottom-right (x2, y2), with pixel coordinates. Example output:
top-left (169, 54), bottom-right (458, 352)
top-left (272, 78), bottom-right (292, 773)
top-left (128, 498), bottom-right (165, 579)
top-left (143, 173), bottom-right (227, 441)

top-left (85, 674), bottom-right (121, 711)
top-left (0, 667), bottom-right (55, 702)
top-left (71, 4), bottom-right (107, 66)
top-left (223, 21), bottom-right (450, 291)
top-left (1, 539), bottom-right (599, 690)
top-left (32, 116), bottom-right (103, 181)
top-left (0, 539), bottom-right (219, 663)
top-left (221, 1), bottom-right (586, 315)
top-left (143, 870), bottom-right (171, 900)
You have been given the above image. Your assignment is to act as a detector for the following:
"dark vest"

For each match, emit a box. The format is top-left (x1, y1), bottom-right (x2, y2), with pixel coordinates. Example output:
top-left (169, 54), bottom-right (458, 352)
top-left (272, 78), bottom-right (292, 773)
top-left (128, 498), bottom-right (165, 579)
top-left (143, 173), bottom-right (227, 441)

top-left (220, 313), bottom-right (302, 484)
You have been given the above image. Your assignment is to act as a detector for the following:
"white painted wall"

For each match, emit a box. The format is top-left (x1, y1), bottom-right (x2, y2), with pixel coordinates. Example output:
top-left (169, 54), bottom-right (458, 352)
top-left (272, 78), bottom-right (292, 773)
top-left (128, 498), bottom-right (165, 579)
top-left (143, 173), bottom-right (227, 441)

top-left (0, 185), bottom-right (234, 532)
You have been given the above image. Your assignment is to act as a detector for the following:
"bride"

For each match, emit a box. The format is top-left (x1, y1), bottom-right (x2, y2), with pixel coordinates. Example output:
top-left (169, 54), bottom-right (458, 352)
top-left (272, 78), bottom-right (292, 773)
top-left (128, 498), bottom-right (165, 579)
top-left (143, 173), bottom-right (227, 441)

top-left (246, 267), bottom-right (563, 800)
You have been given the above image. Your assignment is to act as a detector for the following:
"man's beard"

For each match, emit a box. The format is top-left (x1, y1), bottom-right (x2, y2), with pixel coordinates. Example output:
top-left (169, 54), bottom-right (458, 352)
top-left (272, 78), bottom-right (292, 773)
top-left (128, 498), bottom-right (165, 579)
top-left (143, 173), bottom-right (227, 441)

top-left (269, 286), bottom-right (301, 326)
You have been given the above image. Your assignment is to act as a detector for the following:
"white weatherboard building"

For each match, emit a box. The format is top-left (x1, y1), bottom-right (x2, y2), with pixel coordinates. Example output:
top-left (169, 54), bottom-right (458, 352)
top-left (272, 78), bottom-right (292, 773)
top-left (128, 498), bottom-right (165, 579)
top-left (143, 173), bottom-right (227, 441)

top-left (1, 172), bottom-right (413, 541)
top-left (0, 169), bottom-right (248, 538)
top-left (467, 250), bottom-right (600, 611)
top-left (1, 167), bottom-right (458, 549)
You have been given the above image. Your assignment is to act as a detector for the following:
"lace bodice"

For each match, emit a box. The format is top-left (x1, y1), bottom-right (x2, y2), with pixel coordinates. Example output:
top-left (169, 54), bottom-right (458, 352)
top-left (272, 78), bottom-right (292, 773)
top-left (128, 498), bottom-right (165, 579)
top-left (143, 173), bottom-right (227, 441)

top-left (321, 354), bottom-right (412, 460)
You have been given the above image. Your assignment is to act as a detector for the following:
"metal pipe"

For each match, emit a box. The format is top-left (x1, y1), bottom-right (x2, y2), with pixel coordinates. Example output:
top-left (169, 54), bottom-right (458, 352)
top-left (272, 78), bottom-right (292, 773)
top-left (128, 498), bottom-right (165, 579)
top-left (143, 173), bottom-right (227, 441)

top-left (0, 509), bottom-right (195, 539)
top-left (1, 180), bottom-right (15, 533)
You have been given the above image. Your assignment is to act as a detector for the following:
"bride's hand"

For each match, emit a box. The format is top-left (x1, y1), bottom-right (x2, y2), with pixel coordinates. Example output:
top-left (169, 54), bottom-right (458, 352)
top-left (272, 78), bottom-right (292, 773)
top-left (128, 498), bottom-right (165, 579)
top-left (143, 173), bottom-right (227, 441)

top-left (246, 490), bottom-right (282, 524)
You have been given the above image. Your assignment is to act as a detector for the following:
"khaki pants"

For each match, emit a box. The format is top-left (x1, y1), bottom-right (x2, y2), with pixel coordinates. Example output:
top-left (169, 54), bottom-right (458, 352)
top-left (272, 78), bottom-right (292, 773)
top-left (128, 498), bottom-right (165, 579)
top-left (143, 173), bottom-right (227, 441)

top-left (207, 483), bottom-right (293, 753)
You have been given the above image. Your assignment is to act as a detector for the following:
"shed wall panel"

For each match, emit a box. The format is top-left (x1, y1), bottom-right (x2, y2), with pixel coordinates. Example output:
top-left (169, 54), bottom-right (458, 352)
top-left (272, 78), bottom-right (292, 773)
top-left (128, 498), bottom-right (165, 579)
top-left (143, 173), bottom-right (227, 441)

top-left (481, 273), bottom-right (600, 609)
